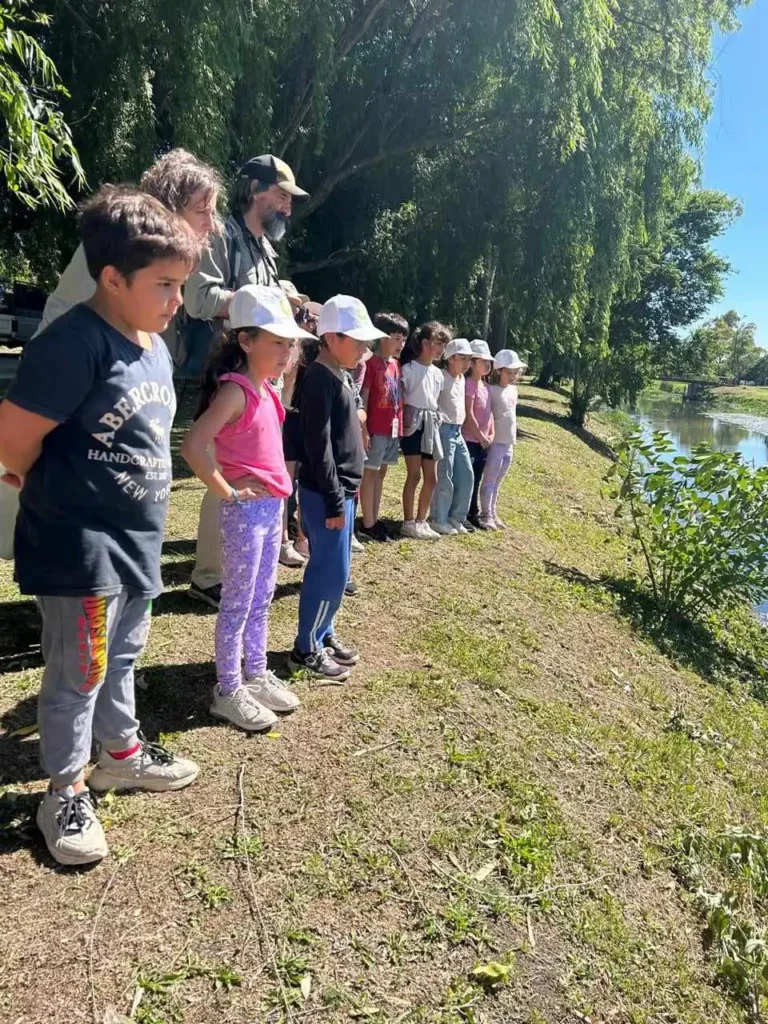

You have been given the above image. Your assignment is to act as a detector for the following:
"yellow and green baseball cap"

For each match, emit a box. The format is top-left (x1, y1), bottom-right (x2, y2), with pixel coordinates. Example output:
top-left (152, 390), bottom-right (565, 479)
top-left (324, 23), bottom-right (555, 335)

top-left (238, 154), bottom-right (309, 198)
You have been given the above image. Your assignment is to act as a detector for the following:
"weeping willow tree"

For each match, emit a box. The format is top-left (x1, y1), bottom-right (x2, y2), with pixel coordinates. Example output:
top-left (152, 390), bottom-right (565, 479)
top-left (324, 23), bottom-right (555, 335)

top-left (4, 0), bottom-right (746, 419)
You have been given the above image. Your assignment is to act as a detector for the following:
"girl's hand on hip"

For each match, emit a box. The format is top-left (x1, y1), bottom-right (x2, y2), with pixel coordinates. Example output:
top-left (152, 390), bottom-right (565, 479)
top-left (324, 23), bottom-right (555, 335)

top-left (234, 483), bottom-right (271, 501)
top-left (325, 514), bottom-right (345, 530)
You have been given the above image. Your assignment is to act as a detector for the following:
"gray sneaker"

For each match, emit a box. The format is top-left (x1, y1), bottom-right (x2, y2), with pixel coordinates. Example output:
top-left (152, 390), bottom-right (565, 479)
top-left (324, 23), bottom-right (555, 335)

top-left (210, 685), bottom-right (279, 731)
top-left (245, 671), bottom-right (300, 713)
top-left (89, 733), bottom-right (200, 793)
top-left (37, 786), bottom-right (108, 867)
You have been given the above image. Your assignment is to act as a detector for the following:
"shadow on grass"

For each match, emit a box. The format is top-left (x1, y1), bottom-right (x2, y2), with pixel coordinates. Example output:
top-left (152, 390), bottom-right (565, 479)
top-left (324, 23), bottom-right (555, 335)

top-left (544, 560), bottom-right (768, 697)
top-left (0, 599), bottom-right (41, 671)
top-left (518, 402), bottom-right (617, 462)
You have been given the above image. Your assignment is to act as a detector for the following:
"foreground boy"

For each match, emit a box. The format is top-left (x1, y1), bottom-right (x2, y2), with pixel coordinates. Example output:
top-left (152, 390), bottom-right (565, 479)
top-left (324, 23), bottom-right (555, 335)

top-left (289, 295), bottom-right (386, 680)
top-left (0, 186), bottom-right (202, 866)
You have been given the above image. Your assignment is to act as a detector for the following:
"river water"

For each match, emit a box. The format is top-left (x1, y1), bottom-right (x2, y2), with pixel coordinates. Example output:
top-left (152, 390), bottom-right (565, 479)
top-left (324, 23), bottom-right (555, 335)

top-left (629, 394), bottom-right (768, 469)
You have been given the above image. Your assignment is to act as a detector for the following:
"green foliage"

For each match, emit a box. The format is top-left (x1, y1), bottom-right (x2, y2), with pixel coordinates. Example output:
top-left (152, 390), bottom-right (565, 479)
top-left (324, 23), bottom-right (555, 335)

top-left (0, 1), bottom-right (84, 209)
top-left (607, 432), bottom-right (768, 622)
top-left (678, 828), bottom-right (768, 1020)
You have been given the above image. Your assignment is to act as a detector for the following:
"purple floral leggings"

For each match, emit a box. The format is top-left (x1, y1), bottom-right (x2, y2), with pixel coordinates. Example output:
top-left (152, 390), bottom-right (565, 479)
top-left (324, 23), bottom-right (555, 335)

top-left (479, 442), bottom-right (514, 520)
top-left (216, 496), bottom-right (282, 693)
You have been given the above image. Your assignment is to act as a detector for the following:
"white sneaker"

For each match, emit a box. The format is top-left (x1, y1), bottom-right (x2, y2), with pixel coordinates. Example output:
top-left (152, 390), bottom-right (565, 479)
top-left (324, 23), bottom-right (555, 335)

top-left (478, 516), bottom-right (498, 531)
top-left (448, 518), bottom-right (469, 534)
top-left (89, 734), bottom-right (200, 792)
top-left (209, 685), bottom-right (279, 732)
top-left (416, 521), bottom-right (441, 541)
top-left (351, 534), bottom-right (365, 555)
top-left (400, 520), bottom-right (420, 539)
top-left (245, 670), bottom-right (300, 713)
top-left (279, 541), bottom-right (306, 568)
top-left (37, 786), bottom-right (108, 867)
top-left (429, 520), bottom-right (457, 536)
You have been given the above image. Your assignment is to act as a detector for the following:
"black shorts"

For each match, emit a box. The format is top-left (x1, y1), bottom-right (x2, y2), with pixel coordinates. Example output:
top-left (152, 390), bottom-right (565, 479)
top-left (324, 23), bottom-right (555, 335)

top-left (282, 409), bottom-right (303, 464)
top-left (400, 426), bottom-right (435, 460)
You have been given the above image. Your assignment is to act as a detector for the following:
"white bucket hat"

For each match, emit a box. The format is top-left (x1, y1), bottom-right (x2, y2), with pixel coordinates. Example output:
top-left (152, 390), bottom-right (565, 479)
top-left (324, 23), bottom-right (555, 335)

top-left (317, 294), bottom-right (387, 343)
top-left (444, 338), bottom-right (473, 358)
top-left (229, 284), bottom-right (315, 338)
top-left (493, 349), bottom-right (527, 371)
top-left (470, 339), bottom-right (493, 360)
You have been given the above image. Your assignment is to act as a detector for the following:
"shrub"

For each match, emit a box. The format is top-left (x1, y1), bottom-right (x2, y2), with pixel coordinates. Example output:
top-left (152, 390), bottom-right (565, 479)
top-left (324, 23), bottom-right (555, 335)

top-left (606, 431), bottom-right (768, 623)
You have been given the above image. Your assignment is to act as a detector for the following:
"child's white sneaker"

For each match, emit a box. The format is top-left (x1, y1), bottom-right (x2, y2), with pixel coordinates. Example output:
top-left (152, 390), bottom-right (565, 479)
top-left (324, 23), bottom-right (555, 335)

top-left (279, 541), bottom-right (306, 567)
top-left (37, 786), bottom-right (108, 867)
top-left (89, 734), bottom-right (200, 792)
top-left (245, 671), bottom-right (300, 713)
top-left (429, 520), bottom-right (457, 536)
top-left (448, 518), bottom-right (469, 534)
top-left (416, 521), bottom-right (441, 541)
top-left (494, 517), bottom-right (508, 529)
top-left (400, 520), bottom-right (420, 539)
top-left (351, 533), bottom-right (365, 554)
top-left (210, 685), bottom-right (279, 732)
top-left (477, 516), bottom-right (498, 531)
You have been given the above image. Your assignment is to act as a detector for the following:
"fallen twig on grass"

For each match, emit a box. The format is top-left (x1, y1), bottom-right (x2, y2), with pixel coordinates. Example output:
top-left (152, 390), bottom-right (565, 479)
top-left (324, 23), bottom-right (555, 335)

top-left (89, 864), bottom-right (121, 1024)
top-left (387, 842), bottom-right (431, 918)
top-left (351, 738), bottom-right (400, 757)
top-left (234, 761), bottom-right (295, 1022)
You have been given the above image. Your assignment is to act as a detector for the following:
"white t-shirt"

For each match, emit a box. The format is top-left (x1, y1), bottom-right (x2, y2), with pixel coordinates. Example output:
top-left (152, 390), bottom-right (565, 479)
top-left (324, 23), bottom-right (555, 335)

top-left (401, 360), bottom-right (442, 411)
top-left (438, 368), bottom-right (466, 425)
top-left (490, 383), bottom-right (518, 446)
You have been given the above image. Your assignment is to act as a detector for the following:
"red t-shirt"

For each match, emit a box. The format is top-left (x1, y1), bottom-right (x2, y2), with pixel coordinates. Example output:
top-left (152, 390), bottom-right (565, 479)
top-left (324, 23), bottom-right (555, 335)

top-left (363, 355), bottom-right (403, 437)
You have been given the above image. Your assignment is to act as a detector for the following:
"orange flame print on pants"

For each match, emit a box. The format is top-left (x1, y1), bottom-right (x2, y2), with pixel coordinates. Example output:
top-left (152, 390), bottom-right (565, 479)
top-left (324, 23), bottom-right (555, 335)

top-left (77, 596), bottom-right (108, 692)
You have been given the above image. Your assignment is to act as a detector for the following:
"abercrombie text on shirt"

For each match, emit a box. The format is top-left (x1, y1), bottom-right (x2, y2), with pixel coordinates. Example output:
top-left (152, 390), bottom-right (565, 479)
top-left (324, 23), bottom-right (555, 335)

top-left (8, 304), bottom-right (177, 598)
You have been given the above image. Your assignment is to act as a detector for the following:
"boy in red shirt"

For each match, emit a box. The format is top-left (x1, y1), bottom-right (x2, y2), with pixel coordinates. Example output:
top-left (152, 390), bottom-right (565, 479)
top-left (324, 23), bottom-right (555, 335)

top-left (358, 312), bottom-right (409, 542)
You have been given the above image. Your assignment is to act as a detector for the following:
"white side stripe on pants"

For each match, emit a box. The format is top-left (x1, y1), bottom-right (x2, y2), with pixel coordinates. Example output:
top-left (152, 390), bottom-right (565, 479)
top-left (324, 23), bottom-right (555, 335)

top-left (309, 599), bottom-right (329, 652)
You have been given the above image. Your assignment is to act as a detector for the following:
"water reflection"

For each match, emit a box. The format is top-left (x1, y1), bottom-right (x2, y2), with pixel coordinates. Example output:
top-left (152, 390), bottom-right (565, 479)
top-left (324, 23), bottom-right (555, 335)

top-left (631, 395), bottom-right (768, 469)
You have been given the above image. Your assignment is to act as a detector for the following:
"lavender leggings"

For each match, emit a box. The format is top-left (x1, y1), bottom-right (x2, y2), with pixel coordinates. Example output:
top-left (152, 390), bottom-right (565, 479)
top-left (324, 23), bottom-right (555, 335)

top-left (216, 496), bottom-right (282, 693)
top-left (479, 442), bottom-right (514, 519)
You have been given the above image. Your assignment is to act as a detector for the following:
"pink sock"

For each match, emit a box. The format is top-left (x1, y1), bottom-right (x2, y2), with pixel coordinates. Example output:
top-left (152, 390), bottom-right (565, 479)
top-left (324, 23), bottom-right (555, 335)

top-left (108, 741), bottom-right (141, 760)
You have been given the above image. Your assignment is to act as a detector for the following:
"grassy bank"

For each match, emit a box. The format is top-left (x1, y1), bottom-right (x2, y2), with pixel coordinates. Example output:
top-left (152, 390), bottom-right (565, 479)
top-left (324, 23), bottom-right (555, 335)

top-left (2, 386), bottom-right (768, 1023)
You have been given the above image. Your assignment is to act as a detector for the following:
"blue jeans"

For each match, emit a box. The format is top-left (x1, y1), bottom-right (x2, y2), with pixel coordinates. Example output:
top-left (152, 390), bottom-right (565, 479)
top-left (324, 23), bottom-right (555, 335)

top-left (431, 423), bottom-right (473, 524)
top-left (295, 487), bottom-right (355, 653)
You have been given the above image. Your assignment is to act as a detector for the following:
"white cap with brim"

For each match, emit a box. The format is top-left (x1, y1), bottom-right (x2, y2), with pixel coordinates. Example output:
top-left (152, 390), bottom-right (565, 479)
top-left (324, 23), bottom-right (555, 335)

top-left (493, 349), bottom-right (527, 371)
top-left (470, 339), bottom-right (493, 360)
top-left (445, 338), bottom-right (473, 358)
top-left (317, 294), bottom-right (387, 343)
top-left (229, 284), bottom-right (315, 339)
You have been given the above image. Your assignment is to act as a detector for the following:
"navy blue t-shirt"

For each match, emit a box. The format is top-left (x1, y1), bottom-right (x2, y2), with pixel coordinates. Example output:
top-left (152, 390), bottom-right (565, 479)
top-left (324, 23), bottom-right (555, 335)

top-left (7, 304), bottom-right (176, 598)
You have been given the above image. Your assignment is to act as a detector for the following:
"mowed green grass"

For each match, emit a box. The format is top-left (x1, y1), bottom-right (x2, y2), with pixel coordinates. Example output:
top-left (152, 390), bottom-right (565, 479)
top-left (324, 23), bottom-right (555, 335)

top-left (0, 386), bottom-right (766, 1023)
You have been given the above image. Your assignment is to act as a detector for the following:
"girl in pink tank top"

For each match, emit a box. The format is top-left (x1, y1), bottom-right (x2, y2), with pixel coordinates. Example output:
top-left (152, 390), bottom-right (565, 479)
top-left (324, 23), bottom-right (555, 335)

top-left (182, 285), bottom-right (314, 733)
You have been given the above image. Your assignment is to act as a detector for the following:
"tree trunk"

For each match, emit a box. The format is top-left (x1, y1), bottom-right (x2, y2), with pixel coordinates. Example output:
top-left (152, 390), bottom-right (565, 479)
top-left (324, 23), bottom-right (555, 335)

top-left (535, 359), bottom-right (557, 389)
top-left (488, 302), bottom-right (509, 353)
top-left (481, 244), bottom-right (498, 341)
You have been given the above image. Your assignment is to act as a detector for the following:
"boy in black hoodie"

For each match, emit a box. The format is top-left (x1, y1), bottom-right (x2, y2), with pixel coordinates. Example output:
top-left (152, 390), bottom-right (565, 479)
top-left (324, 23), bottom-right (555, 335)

top-left (289, 295), bottom-right (385, 680)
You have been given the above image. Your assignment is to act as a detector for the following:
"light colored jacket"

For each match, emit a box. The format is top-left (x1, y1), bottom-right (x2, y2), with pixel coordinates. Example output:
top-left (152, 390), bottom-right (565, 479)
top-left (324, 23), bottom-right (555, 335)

top-left (183, 217), bottom-right (279, 321)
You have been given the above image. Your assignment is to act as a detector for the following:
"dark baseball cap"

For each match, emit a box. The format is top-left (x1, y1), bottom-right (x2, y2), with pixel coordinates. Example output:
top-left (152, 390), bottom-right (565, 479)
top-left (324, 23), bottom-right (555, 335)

top-left (237, 154), bottom-right (309, 198)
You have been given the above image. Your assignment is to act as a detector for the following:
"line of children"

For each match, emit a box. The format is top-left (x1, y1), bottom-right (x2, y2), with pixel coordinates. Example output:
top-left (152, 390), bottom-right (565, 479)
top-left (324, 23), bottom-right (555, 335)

top-left (0, 191), bottom-right (525, 862)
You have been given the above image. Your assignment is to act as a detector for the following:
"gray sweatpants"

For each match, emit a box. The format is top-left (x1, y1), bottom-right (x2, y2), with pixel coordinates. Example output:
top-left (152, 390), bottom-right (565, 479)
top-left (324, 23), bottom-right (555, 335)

top-left (37, 592), bottom-right (151, 787)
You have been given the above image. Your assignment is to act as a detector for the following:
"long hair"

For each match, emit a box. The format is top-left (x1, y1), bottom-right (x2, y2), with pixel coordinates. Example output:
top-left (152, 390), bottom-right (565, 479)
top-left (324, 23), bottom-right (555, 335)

top-left (195, 329), bottom-right (253, 418)
top-left (399, 320), bottom-right (452, 366)
top-left (139, 149), bottom-right (222, 215)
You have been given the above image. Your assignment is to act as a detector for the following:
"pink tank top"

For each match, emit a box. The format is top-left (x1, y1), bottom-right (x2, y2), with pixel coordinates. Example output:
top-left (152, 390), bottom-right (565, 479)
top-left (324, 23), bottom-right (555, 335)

top-left (213, 373), bottom-right (291, 498)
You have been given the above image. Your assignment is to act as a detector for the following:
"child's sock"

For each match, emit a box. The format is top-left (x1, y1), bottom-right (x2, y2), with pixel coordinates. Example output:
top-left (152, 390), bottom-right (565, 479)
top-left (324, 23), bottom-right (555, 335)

top-left (107, 740), bottom-right (141, 760)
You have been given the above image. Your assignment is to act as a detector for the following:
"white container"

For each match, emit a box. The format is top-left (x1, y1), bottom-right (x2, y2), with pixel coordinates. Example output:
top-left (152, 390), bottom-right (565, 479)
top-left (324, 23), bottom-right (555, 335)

top-left (0, 468), bottom-right (18, 560)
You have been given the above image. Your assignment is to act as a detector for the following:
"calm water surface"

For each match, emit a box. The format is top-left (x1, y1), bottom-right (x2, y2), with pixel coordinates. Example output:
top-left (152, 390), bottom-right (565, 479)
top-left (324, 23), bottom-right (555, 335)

top-left (629, 394), bottom-right (768, 469)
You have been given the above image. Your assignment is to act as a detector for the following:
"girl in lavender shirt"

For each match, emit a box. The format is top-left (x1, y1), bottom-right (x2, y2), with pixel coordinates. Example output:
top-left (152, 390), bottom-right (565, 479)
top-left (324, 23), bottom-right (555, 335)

top-left (479, 350), bottom-right (527, 529)
top-left (462, 339), bottom-right (495, 527)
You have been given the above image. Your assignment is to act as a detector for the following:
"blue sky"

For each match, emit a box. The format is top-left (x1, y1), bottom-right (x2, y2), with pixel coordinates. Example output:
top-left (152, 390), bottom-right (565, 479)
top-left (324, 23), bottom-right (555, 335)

top-left (703, 2), bottom-right (768, 346)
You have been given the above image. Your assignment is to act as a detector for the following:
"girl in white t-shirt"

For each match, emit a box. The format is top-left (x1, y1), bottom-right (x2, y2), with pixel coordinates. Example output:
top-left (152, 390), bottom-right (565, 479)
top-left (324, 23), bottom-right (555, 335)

top-left (479, 350), bottom-right (527, 529)
top-left (429, 338), bottom-right (474, 535)
top-left (399, 322), bottom-right (450, 540)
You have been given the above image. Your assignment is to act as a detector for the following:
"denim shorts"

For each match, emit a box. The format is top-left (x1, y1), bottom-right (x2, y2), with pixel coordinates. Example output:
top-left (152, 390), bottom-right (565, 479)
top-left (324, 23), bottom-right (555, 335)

top-left (365, 433), bottom-right (401, 470)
